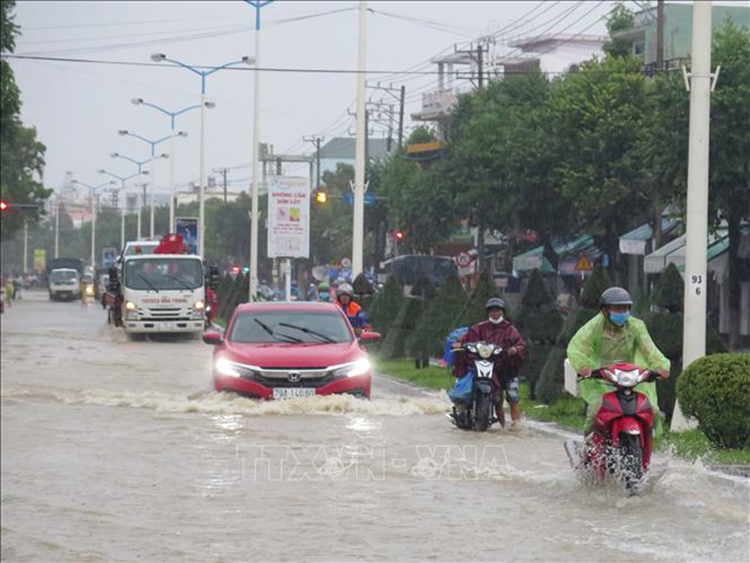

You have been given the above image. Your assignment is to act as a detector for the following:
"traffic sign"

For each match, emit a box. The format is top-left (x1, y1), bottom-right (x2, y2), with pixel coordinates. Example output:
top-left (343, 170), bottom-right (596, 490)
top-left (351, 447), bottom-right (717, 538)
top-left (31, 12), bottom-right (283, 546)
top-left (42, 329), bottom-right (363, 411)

top-left (342, 192), bottom-right (376, 206)
top-left (457, 251), bottom-right (471, 268)
top-left (575, 253), bottom-right (593, 272)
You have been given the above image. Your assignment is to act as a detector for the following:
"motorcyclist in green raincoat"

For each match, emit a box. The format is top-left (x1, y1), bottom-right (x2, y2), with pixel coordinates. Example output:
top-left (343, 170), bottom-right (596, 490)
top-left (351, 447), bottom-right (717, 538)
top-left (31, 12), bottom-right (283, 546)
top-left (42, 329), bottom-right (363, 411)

top-left (567, 287), bottom-right (670, 435)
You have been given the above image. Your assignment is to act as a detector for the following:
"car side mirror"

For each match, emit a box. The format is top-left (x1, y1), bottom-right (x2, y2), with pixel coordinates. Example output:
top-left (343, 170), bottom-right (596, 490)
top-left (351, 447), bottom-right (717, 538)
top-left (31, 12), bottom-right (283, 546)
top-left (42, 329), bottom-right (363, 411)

top-left (358, 331), bottom-right (380, 343)
top-left (202, 332), bottom-right (223, 346)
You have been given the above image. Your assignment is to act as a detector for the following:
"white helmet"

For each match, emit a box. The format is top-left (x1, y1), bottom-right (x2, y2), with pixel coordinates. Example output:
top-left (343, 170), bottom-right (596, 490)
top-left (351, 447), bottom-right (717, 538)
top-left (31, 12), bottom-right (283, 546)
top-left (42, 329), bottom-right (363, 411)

top-left (336, 283), bottom-right (354, 297)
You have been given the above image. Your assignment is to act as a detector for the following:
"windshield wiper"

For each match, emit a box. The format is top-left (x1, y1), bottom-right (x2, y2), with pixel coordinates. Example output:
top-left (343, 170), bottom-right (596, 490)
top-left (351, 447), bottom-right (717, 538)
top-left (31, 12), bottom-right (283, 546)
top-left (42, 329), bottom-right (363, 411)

top-left (163, 274), bottom-right (193, 291)
top-left (254, 318), bottom-right (303, 344)
top-left (278, 322), bottom-right (336, 343)
top-left (136, 273), bottom-right (160, 293)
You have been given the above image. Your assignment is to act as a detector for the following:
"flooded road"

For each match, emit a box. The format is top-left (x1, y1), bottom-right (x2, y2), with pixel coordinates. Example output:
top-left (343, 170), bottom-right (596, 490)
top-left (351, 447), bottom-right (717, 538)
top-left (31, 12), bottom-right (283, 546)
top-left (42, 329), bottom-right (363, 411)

top-left (2, 292), bottom-right (748, 562)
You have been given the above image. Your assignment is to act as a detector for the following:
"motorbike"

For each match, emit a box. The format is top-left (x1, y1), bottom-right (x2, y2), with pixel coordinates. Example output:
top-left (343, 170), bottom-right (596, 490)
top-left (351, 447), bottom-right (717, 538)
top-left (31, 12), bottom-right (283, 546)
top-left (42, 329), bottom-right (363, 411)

top-left (564, 363), bottom-right (658, 495)
top-left (448, 341), bottom-right (506, 432)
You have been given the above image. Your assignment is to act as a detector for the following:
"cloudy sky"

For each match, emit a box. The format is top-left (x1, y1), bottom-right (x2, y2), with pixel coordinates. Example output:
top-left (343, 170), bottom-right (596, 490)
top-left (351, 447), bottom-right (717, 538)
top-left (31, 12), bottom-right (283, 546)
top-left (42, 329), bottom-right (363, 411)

top-left (6, 0), bottom-right (717, 200)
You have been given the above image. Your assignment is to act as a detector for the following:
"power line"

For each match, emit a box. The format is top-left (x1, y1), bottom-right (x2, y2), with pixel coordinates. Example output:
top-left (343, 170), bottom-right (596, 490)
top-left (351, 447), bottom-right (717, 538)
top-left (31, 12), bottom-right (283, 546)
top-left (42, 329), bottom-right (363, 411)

top-left (4, 53), bottom-right (670, 77)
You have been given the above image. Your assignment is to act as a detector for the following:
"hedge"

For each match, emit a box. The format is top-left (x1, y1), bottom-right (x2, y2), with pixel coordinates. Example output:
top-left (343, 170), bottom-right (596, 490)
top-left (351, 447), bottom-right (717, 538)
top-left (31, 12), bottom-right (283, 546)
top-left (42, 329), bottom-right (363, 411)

top-left (368, 276), bottom-right (404, 336)
top-left (677, 353), bottom-right (750, 449)
top-left (379, 297), bottom-right (427, 360)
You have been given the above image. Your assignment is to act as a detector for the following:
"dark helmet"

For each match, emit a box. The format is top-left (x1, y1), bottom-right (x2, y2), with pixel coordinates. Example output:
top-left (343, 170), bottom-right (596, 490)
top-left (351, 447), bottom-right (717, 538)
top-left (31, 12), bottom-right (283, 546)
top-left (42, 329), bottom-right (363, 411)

top-left (486, 297), bottom-right (507, 311)
top-left (599, 287), bottom-right (633, 308)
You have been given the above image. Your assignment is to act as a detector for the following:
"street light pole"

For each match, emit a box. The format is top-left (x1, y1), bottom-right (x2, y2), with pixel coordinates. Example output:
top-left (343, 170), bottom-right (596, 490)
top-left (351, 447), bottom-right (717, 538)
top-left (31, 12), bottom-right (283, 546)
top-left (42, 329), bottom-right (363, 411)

top-left (352, 0), bottom-right (368, 278)
top-left (74, 179), bottom-right (115, 268)
top-left (150, 54), bottom-right (254, 257)
top-left (23, 219), bottom-right (28, 273)
top-left (54, 197), bottom-right (60, 259)
top-left (98, 169), bottom-right (146, 249)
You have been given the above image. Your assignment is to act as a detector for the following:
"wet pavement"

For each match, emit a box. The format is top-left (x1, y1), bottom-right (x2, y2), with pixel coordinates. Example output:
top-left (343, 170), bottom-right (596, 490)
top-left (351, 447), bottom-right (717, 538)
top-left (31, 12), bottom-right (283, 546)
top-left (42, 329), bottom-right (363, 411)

top-left (2, 291), bottom-right (748, 561)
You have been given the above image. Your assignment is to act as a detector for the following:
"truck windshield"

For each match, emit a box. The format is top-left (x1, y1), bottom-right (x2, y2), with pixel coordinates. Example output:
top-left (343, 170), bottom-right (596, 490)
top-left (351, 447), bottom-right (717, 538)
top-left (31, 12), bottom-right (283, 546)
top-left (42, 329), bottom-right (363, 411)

top-left (50, 270), bottom-right (78, 284)
top-left (124, 258), bottom-right (203, 291)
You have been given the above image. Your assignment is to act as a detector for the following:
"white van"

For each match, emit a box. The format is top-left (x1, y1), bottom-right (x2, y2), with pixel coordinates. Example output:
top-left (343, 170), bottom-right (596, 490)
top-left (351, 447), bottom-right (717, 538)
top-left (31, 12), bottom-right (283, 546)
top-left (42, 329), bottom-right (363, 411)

top-left (49, 268), bottom-right (80, 301)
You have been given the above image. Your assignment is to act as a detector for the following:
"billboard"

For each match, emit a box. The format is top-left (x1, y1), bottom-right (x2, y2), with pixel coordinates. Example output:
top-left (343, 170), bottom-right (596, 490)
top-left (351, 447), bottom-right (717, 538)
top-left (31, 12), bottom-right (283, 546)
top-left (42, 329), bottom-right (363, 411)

top-left (175, 217), bottom-right (198, 255)
top-left (102, 247), bottom-right (118, 269)
top-left (267, 176), bottom-right (310, 259)
top-left (34, 249), bottom-right (46, 272)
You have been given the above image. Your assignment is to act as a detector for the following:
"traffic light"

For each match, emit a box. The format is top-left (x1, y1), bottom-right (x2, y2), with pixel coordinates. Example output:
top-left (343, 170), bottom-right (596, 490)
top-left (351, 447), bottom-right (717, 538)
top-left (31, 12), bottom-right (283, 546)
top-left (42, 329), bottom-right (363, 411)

top-left (395, 230), bottom-right (405, 242)
top-left (0, 200), bottom-right (9, 212)
top-left (315, 190), bottom-right (328, 204)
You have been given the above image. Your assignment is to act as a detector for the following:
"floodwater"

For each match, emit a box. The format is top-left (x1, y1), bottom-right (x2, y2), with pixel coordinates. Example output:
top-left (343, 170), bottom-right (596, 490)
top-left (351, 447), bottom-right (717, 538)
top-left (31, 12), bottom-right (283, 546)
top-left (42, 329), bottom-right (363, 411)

top-left (2, 291), bottom-right (748, 562)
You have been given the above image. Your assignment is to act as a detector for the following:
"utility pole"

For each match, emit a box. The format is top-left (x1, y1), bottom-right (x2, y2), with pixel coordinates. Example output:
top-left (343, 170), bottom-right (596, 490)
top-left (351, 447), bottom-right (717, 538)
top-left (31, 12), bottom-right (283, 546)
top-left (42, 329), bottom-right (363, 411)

top-left (303, 136), bottom-right (324, 188)
top-left (477, 43), bottom-right (484, 89)
top-left (398, 85), bottom-right (405, 151)
top-left (653, 0), bottom-right (666, 250)
top-left (673, 0), bottom-right (714, 432)
top-left (213, 167), bottom-right (230, 202)
top-left (23, 219), bottom-right (28, 274)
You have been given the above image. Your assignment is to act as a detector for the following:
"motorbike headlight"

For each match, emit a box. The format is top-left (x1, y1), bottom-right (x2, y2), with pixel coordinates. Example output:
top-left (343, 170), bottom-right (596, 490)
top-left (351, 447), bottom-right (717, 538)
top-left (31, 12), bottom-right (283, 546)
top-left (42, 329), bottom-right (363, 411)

top-left (194, 300), bottom-right (205, 310)
top-left (476, 342), bottom-right (494, 359)
top-left (330, 358), bottom-right (372, 378)
top-left (86, 286), bottom-right (94, 295)
top-left (206, 305), bottom-right (212, 313)
top-left (613, 369), bottom-right (639, 387)
top-left (215, 358), bottom-right (241, 377)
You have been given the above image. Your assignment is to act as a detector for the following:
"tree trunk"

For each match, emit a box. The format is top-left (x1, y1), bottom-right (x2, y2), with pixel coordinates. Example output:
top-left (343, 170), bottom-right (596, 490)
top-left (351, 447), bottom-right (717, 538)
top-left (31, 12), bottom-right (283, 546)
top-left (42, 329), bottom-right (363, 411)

top-left (727, 210), bottom-right (741, 350)
top-left (477, 220), bottom-right (486, 273)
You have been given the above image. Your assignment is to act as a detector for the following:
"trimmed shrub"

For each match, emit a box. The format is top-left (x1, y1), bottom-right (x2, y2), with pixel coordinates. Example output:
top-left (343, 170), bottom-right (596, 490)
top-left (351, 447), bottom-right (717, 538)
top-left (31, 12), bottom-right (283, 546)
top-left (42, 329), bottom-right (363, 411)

top-left (521, 341), bottom-right (552, 399)
top-left (642, 311), bottom-right (726, 423)
top-left (535, 346), bottom-right (568, 404)
top-left (631, 284), bottom-right (649, 317)
top-left (651, 262), bottom-right (684, 313)
top-left (408, 273), bottom-right (466, 360)
top-left (677, 353), bottom-right (750, 449)
top-left (515, 268), bottom-right (563, 344)
top-left (352, 272), bottom-right (375, 297)
top-left (216, 273), bottom-right (234, 319)
top-left (579, 263), bottom-right (612, 309)
top-left (379, 297), bottom-right (427, 360)
top-left (454, 269), bottom-right (499, 328)
top-left (369, 276), bottom-right (404, 335)
top-left (411, 273), bottom-right (436, 301)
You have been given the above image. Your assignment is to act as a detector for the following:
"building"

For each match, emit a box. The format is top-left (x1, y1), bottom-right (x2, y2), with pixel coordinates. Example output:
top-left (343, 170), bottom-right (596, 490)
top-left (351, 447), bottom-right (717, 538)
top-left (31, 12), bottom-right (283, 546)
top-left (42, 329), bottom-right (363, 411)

top-left (613, 3), bottom-right (749, 67)
top-left (411, 35), bottom-right (605, 139)
top-left (317, 137), bottom-right (391, 182)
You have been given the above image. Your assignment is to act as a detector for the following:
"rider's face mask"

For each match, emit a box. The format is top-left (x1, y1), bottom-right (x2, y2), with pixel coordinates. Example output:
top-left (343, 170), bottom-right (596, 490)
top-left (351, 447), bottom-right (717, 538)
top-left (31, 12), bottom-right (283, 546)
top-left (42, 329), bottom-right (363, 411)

top-left (488, 308), bottom-right (504, 324)
top-left (608, 310), bottom-right (630, 326)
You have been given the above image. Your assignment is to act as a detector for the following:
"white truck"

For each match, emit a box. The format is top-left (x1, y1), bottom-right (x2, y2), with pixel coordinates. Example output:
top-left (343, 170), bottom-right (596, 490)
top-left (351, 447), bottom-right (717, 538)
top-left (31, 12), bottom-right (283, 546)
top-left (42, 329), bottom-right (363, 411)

top-left (49, 268), bottom-right (81, 301)
top-left (106, 253), bottom-right (206, 335)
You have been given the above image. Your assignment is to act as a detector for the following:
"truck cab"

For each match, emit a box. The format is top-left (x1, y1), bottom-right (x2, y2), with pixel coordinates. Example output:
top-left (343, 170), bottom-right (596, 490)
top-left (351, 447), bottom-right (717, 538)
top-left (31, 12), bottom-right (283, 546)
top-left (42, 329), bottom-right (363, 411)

top-left (118, 254), bottom-right (206, 334)
top-left (49, 268), bottom-right (81, 301)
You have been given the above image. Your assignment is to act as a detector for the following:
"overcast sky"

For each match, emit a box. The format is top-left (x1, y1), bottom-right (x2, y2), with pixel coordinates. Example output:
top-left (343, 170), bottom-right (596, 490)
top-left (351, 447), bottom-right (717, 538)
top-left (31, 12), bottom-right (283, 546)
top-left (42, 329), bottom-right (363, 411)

top-left (7, 0), bottom-right (736, 200)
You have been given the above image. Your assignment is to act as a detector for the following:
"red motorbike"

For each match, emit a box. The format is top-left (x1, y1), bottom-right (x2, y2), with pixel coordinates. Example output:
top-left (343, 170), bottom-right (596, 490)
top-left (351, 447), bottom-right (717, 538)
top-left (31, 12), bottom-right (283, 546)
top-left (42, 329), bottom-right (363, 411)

top-left (565, 363), bottom-right (658, 495)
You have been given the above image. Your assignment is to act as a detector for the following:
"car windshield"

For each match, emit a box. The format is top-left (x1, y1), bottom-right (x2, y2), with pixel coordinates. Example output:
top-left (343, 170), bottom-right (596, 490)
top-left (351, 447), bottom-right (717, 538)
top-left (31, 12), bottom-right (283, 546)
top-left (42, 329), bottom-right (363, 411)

top-left (50, 270), bottom-right (77, 283)
top-left (124, 258), bottom-right (203, 291)
top-left (229, 310), bottom-right (352, 344)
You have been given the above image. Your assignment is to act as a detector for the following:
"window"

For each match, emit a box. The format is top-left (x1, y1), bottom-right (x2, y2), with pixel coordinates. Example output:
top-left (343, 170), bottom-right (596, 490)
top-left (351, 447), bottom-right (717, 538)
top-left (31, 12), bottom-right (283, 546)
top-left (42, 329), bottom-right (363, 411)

top-left (229, 310), bottom-right (352, 344)
top-left (124, 258), bottom-right (203, 291)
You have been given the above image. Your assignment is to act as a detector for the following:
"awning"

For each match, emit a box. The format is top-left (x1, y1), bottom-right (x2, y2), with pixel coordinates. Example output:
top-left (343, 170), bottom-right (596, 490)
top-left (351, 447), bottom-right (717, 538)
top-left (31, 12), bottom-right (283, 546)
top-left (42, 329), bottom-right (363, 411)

top-left (644, 230), bottom-right (728, 274)
top-left (619, 217), bottom-right (679, 256)
top-left (512, 234), bottom-right (598, 275)
top-left (512, 246), bottom-right (555, 273)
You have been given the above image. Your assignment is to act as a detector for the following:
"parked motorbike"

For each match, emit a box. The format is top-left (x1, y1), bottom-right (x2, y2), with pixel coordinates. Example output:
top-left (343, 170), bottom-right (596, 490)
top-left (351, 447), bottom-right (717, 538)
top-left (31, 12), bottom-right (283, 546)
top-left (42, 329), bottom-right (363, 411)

top-left (564, 363), bottom-right (658, 495)
top-left (448, 341), bottom-right (506, 432)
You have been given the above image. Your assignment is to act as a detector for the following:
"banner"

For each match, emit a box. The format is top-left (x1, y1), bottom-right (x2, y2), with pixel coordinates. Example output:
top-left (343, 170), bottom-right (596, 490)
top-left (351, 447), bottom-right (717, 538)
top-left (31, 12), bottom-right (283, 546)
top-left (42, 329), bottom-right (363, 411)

top-left (175, 217), bottom-right (198, 255)
top-left (102, 247), bottom-right (118, 269)
top-left (34, 249), bottom-right (46, 272)
top-left (267, 176), bottom-right (310, 259)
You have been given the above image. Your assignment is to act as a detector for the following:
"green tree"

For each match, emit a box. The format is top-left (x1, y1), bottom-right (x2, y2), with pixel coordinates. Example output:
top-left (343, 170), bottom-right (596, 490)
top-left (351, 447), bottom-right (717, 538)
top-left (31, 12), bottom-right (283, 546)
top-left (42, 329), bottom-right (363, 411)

top-left (644, 22), bottom-right (750, 348)
top-left (0, 0), bottom-right (50, 239)
top-left (602, 2), bottom-right (636, 58)
top-left (547, 55), bottom-right (649, 284)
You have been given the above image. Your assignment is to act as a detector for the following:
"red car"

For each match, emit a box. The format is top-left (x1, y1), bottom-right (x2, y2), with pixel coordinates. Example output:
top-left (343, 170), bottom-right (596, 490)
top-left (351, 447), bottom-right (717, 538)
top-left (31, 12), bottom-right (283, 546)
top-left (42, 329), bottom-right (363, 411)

top-left (202, 302), bottom-right (380, 399)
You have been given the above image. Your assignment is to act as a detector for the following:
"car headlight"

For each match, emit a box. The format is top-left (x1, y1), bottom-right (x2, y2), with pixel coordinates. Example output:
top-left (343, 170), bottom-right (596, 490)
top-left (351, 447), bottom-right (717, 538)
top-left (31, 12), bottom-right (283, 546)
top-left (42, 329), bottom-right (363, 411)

top-left (215, 358), bottom-right (241, 377)
top-left (476, 342), bottom-right (494, 359)
top-left (330, 358), bottom-right (371, 378)
top-left (125, 301), bottom-right (137, 311)
top-left (194, 300), bottom-right (205, 310)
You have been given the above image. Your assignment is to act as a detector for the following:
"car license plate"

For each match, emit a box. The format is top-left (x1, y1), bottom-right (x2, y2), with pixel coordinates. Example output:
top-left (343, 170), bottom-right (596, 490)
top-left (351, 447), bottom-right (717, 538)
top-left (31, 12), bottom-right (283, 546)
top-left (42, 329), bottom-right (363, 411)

top-left (273, 388), bottom-right (316, 399)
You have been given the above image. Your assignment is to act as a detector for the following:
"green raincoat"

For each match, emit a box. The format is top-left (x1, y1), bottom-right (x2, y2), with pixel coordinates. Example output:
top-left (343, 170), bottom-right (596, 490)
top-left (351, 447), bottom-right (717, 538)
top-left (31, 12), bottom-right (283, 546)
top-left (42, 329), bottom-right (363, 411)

top-left (567, 313), bottom-right (670, 435)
